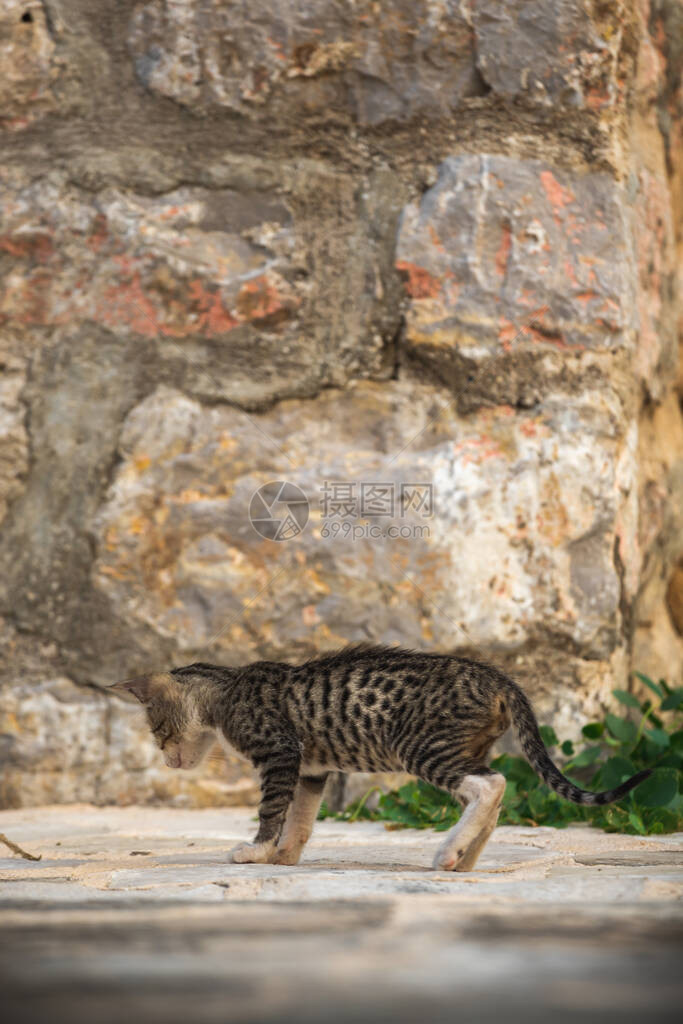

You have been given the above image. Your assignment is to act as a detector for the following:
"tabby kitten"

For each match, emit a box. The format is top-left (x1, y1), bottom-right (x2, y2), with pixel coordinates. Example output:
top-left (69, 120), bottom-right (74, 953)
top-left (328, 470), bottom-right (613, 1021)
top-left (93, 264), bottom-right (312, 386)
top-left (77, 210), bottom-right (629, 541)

top-left (109, 644), bottom-right (649, 871)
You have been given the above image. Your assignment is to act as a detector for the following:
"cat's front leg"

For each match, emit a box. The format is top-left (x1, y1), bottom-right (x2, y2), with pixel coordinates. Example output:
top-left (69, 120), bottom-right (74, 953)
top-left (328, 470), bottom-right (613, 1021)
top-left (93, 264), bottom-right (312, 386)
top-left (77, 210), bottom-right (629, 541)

top-left (229, 733), bottom-right (301, 865)
top-left (274, 773), bottom-right (328, 865)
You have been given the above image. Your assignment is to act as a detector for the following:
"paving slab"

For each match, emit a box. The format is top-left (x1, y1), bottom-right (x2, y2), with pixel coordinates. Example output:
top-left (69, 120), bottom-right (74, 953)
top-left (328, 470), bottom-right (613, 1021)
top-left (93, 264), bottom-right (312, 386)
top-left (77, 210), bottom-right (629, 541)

top-left (0, 805), bottom-right (681, 1024)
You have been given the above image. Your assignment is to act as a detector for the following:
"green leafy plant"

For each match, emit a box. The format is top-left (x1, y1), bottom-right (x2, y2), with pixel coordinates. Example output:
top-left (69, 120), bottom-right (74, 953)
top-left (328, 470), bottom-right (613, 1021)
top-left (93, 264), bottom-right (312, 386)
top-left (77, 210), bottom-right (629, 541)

top-left (319, 674), bottom-right (683, 836)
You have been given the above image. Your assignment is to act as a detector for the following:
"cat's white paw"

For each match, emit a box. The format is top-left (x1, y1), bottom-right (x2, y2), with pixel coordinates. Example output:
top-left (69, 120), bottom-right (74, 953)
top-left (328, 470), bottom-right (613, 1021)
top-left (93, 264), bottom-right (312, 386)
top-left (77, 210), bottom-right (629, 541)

top-left (433, 851), bottom-right (460, 871)
top-left (229, 841), bottom-right (276, 864)
top-left (432, 840), bottom-right (474, 872)
top-left (273, 844), bottom-right (303, 866)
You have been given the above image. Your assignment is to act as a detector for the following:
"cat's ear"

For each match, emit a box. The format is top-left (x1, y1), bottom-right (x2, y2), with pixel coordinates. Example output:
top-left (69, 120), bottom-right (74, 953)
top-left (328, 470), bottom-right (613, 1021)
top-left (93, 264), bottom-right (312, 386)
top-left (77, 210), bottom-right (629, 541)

top-left (107, 673), bottom-right (175, 705)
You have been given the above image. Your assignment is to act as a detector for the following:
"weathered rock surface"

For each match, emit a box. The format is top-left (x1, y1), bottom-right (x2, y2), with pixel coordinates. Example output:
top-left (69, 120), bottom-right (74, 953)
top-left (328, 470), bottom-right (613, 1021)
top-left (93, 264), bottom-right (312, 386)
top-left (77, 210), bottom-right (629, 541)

top-left (471, 0), bottom-right (635, 110)
top-left (0, 0), bottom-right (680, 808)
top-left (0, 806), bottom-right (681, 1024)
top-left (128, 0), bottom-right (482, 125)
top-left (667, 561), bottom-right (683, 635)
top-left (93, 379), bottom-right (635, 662)
top-left (396, 154), bottom-right (642, 408)
top-left (0, 345), bottom-right (28, 525)
top-left (0, 165), bottom-right (401, 409)
top-left (0, 1), bottom-right (59, 131)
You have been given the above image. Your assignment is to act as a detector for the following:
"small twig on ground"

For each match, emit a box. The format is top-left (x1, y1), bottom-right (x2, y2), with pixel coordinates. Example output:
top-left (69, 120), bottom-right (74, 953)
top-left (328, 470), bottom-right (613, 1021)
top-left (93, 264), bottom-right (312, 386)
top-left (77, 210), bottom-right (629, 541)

top-left (0, 832), bottom-right (42, 861)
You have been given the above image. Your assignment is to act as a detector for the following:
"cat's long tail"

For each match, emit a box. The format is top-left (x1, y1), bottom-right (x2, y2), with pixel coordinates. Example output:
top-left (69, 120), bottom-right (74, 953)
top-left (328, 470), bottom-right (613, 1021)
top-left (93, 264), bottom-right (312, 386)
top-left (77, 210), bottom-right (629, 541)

top-left (504, 679), bottom-right (650, 805)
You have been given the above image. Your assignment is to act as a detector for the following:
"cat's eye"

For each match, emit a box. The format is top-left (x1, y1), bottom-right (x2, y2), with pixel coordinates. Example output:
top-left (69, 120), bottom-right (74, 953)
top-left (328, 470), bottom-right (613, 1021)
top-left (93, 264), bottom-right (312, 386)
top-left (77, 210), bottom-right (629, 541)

top-left (151, 722), bottom-right (172, 749)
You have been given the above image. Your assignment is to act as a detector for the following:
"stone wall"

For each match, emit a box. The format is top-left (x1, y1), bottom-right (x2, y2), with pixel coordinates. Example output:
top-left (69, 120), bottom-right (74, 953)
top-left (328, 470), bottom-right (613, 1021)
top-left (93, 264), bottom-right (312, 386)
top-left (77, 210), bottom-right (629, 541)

top-left (0, 0), bottom-right (681, 808)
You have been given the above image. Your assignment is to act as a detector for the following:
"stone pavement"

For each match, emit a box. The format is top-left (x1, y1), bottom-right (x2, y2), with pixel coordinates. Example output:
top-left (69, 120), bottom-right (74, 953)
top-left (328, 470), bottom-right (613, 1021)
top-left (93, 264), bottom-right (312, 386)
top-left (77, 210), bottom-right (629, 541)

top-left (0, 805), bottom-right (681, 1024)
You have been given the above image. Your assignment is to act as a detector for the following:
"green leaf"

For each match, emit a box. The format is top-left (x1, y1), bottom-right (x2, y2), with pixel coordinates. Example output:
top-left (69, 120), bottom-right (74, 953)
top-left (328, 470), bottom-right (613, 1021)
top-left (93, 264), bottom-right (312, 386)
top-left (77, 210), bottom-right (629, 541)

top-left (612, 689), bottom-right (641, 709)
top-left (499, 805), bottom-right (524, 826)
top-left (634, 768), bottom-right (679, 809)
top-left (561, 740), bottom-right (575, 756)
top-left (628, 811), bottom-right (647, 835)
top-left (492, 755), bottom-right (537, 788)
top-left (596, 804), bottom-right (629, 832)
top-left (656, 752), bottom-right (683, 772)
top-left (660, 689), bottom-right (683, 712)
top-left (317, 801), bottom-right (330, 820)
top-left (605, 713), bottom-right (637, 745)
top-left (598, 756), bottom-right (636, 790)
top-left (503, 780), bottom-right (518, 803)
top-left (646, 708), bottom-right (664, 729)
top-left (644, 727), bottom-right (670, 749)
top-left (603, 735), bottom-right (622, 748)
top-left (539, 724), bottom-right (559, 747)
top-left (671, 793), bottom-right (683, 814)
top-left (582, 722), bottom-right (605, 740)
top-left (634, 672), bottom-right (664, 699)
top-left (670, 730), bottom-right (683, 754)
top-left (567, 745), bottom-right (603, 768)
top-left (528, 788), bottom-right (549, 819)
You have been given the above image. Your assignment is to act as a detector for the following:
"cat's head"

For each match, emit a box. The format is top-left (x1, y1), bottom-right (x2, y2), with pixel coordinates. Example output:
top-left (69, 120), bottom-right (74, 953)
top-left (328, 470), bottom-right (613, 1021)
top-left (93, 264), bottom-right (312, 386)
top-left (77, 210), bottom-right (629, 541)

top-left (108, 673), bottom-right (215, 770)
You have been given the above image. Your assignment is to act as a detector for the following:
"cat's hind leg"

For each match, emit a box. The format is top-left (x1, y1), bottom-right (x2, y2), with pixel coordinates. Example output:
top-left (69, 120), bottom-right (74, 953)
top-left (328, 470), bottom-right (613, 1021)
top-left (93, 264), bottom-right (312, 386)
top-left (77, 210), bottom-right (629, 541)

top-left (273, 773), bottom-right (328, 865)
top-left (432, 769), bottom-right (506, 871)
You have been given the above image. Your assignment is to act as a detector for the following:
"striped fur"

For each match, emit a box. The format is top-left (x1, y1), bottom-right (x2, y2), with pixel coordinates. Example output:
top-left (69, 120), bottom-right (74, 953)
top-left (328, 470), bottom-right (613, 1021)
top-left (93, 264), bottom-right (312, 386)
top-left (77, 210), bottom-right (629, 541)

top-left (505, 684), bottom-right (650, 806)
top-left (113, 644), bottom-right (649, 865)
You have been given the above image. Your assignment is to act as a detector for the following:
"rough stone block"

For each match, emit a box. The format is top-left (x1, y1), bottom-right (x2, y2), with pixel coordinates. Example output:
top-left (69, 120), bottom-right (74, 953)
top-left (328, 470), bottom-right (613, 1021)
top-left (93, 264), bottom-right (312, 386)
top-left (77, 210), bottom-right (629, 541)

top-left (633, 166), bottom-right (678, 394)
top-left (128, 0), bottom-right (481, 124)
top-left (0, 167), bottom-right (399, 408)
top-left (0, 1), bottom-right (58, 131)
top-left (0, 346), bottom-right (28, 525)
top-left (93, 380), bottom-right (635, 662)
top-left (667, 562), bottom-right (683, 636)
top-left (0, 173), bottom-right (298, 403)
top-left (396, 154), bottom-right (638, 398)
top-left (0, 676), bottom-right (107, 774)
top-left (472, 0), bottom-right (632, 110)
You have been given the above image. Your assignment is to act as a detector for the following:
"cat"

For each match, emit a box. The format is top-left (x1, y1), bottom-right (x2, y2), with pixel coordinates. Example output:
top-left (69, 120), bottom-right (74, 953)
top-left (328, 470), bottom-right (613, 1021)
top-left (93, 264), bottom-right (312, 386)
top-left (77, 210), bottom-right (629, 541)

top-left (109, 643), bottom-right (650, 871)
